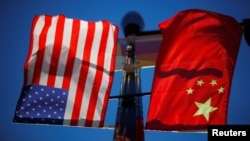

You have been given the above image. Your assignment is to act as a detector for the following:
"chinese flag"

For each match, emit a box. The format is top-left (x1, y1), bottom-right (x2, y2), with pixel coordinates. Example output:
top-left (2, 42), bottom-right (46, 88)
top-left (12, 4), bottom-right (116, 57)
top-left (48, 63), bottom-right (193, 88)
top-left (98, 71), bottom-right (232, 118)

top-left (145, 9), bottom-right (243, 131)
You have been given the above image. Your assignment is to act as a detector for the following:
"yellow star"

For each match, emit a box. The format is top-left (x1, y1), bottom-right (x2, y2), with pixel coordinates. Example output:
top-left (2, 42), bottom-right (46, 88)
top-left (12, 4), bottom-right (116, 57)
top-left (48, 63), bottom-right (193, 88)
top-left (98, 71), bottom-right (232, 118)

top-left (197, 79), bottom-right (204, 86)
top-left (186, 88), bottom-right (194, 94)
top-left (217, 86), bottom-right (225, 94)
top-left (193, 97), bottom-right (218, 121)
top-left (210, 79), bottom-right (217, 87)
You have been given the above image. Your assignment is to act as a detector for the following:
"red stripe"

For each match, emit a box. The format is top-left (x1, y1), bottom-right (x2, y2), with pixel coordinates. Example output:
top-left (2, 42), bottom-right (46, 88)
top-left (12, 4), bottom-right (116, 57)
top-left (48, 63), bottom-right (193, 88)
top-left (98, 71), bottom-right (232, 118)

top-left (99, 24), bottom-right (119, 127)
top-left (62, 19), bottom-right (80, 89)
top-left (32, 16), bottom-right (52, 84)
top-left (47, 15), bottom-right (65, 87)
top-left (24, 16), bottom-right (39, 86)
top-left (85, 21), bottom-right (110, 127)
top-left (70, 22), bottom-right (95, 126)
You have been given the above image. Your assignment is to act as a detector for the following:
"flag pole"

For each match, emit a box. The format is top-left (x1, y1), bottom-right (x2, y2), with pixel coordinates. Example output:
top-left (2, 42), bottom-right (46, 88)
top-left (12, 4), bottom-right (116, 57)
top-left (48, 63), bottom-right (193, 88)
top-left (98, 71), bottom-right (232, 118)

top-left (113, 28), bottom-right (145, 140)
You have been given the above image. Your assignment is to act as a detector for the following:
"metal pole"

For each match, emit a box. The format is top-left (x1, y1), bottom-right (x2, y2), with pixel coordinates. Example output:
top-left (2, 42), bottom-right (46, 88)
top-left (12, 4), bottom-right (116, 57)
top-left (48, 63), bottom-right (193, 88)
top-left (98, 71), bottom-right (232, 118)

top-left (113, 35), bottom-right (145, 141)
top-left (109, 92), bottom-right (150, 100)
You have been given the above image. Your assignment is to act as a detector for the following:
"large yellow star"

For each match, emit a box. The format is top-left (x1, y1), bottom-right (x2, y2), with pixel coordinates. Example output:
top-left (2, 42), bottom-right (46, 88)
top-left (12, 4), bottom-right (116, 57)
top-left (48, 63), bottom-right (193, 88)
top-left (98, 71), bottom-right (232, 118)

top-left (193, 97), bottom-right (218, 121)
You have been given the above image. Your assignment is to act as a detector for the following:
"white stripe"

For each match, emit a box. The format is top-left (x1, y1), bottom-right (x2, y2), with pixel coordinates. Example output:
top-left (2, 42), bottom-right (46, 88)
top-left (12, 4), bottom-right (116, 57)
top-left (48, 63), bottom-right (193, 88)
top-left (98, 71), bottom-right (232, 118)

top-left (92, 23), bottom-right (116, 126)
top-left (63, 20), bottom-right (88, 125)
top-left (54, 18), bottom-right (73, 88)
top-left (39, 16), bottom-right (59, 85)
top-left (27, 16), bottom-right (45, 85)
top-left (77, 21), bottom-right (103, 126)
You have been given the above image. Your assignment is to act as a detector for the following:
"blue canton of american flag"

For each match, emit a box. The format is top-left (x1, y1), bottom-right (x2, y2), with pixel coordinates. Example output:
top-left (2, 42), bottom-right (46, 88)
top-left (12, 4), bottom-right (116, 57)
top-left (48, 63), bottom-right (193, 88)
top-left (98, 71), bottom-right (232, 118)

top-left (14, 84), bottom-right (68, 125)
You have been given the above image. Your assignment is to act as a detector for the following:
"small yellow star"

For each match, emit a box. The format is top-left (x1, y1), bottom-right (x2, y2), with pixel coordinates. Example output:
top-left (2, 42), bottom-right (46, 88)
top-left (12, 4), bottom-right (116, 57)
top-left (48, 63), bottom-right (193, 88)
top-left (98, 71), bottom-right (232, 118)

top-left (210, 79), bottom-right (217, 87)
top-left (197, 79), bottom-right (204, 86)
top-left (217, 86), bottom-right (225, 94)
top-left (186, 88), bottom-right (194, 94)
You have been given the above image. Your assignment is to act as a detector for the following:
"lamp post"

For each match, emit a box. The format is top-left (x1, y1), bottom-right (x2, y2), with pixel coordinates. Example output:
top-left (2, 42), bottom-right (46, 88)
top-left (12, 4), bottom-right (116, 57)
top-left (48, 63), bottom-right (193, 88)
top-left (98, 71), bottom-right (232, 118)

top-left (113, 11), bottom-right (145, 141)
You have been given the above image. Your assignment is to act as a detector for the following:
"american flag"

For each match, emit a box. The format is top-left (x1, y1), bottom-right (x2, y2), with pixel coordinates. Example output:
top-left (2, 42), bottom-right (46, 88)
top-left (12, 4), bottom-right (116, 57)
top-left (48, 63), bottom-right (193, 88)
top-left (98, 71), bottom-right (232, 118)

top-left (14, 14), bottom-right (119, 127)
